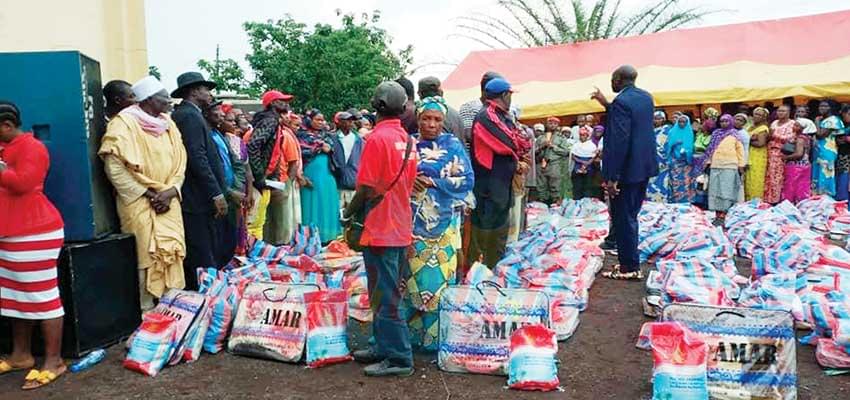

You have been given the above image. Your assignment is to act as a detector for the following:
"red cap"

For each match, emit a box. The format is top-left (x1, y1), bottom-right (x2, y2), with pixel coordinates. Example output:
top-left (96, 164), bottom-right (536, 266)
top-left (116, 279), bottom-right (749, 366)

top-left (221, 103), bottom-right (234, 115)
top-left (261, 90), bottom-right (294, 108)
top-left (547, 116), bottom-right (561, 124)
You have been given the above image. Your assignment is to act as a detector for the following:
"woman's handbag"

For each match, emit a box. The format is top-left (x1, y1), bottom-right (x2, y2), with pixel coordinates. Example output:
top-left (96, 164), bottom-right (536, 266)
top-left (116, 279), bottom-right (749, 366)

top-left (344, 136), bottom-right (413, 252)
top-left (781, 141), bottom-right (796, 156)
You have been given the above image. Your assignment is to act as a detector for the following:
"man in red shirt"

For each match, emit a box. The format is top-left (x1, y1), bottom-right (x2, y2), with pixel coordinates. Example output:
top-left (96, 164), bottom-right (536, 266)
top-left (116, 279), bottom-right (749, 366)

top-left (344, 81), bottom-right (416, 377)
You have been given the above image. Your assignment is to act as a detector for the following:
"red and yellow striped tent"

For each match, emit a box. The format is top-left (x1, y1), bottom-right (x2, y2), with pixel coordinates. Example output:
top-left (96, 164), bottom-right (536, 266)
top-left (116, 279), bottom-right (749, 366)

top-left (442, 10), bottom-right (850, 120)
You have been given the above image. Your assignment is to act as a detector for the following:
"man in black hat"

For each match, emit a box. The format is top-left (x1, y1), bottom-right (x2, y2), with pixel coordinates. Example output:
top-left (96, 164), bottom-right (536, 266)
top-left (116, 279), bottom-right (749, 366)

top-left (418, 76), bottom-right (464, 145)
top-left (171, 71), bottom-right (228, 289)
top-left (343, 81), bottom-right (416, 377)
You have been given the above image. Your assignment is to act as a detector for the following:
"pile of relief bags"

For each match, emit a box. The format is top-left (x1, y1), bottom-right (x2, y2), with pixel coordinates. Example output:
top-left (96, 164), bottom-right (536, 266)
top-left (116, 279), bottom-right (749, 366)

top-left (637, 199), bottom-right (850, 378)
top-left (123, 227), bottom-right (365, 377)
top-left (438, 198), bottom-right (608, 391)
top-left (638, 202), bottom-right (745, 317)
top-left (465, 198), bottom-right (608, 342)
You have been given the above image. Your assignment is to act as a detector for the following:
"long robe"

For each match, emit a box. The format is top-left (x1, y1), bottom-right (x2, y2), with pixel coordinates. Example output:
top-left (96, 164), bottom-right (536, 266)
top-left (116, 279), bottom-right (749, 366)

top-left (99, 113), bottom-right (188, 304)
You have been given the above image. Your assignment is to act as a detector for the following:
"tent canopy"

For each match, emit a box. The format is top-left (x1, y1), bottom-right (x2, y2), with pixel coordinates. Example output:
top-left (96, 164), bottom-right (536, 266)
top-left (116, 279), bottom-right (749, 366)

top-left (442, 10), bottom-right (850, 120)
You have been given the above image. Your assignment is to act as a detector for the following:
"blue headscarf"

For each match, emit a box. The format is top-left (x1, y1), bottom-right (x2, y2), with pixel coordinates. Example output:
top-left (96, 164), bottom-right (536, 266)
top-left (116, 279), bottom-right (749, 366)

top-left (664, 115), bottom-right (695, 164)
top-left (416, 96), bottom-right (448, 116)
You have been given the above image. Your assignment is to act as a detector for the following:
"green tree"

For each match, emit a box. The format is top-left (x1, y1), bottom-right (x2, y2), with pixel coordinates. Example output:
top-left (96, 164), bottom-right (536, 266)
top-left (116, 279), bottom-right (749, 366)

top-left (197, 45), bottom-right (254, 95)
top-left (148, 65), bottom-right (161, 80)
top-left (455, 0), bottom-right (716, 48)
top-left (244, 10), bottom-right (412, 113)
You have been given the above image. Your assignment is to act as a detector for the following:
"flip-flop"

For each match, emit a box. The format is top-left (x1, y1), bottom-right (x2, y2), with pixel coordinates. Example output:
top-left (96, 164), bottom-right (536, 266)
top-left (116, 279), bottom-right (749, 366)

top-left (0, 359), bottom-right (35, 375)
top-left (22, 365), bottom-right (66, 390)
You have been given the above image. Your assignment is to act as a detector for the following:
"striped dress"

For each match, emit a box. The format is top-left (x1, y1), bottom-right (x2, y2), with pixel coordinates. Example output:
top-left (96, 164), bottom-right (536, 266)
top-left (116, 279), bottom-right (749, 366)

top-left (0, 229), bottom-right (64, 319)
top-left (0, 133), bottom-right (65, 320)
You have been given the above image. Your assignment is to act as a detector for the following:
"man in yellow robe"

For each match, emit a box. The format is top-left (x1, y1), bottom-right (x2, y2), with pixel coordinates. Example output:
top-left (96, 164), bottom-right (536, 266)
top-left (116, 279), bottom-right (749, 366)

top-left (99, 76), bottom-right (188, 310)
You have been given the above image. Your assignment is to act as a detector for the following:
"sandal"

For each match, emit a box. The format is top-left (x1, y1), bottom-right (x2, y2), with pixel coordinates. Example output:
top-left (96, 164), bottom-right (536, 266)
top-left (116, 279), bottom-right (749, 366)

top-left (22, 365), bottom-right (66, 390)
top-left (602, 265), bottom-right (644, 281)
top-left (0, 358), bottom-right (35, 375)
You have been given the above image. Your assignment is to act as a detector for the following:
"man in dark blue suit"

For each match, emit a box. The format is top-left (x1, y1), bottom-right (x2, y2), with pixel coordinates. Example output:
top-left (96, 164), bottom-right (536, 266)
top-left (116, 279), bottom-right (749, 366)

top-left (171, 72), bottom-right (228, 289)
top-left (591, 65), bottom-right (658, 280)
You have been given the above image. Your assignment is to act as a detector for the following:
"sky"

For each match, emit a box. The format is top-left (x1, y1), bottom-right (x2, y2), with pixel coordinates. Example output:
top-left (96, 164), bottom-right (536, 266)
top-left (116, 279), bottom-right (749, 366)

top-left (145, 0), bottom-right (850, 93)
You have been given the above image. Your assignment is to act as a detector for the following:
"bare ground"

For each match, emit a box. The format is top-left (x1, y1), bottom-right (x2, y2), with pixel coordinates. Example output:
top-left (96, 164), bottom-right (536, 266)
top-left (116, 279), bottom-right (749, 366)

top-left (2, 255), bottom-right (848, 400)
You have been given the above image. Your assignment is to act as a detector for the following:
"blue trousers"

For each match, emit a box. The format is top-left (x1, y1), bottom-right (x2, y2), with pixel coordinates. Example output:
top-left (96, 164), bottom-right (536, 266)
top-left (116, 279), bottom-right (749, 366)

top-left (364, 246), bottom-right (413, 367)
top-left (610, 181), bottom-right (648, 273)
top-left (837, 172), bottom-right (849, 201)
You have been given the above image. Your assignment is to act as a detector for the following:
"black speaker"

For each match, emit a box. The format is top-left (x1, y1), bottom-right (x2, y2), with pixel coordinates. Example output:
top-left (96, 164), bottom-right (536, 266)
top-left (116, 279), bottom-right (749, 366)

top-left (1, 234), bottom-right (141, 357)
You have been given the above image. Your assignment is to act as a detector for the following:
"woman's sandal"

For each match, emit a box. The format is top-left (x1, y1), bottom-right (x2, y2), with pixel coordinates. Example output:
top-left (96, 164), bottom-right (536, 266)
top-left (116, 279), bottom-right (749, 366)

top-left (0, 358), bottom-right (35, 375)
top-left (602, 265), bottom-right (644, 281)
top-left (22, 366), bottom-right (66, 390)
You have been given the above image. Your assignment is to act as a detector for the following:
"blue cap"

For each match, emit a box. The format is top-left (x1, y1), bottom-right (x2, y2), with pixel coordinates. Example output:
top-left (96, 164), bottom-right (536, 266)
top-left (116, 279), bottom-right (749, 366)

top-left (484, 78), bottom-right (514, 95)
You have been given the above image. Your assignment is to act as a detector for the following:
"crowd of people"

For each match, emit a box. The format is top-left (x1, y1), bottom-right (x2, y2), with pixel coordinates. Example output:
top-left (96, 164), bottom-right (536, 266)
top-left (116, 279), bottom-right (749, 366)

top-left (4, 63), bottom-right (850, 385)
top-left (519, 98), bottom-right (850, 221)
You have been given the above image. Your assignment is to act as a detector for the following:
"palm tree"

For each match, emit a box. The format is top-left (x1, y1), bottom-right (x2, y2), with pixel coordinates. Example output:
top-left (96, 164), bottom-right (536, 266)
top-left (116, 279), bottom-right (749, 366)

top-left (454, 0), bottom-right (716, 48)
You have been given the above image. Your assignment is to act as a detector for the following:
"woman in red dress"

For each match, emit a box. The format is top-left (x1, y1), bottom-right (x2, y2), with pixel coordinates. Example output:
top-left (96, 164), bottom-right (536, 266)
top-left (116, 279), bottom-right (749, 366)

top-left (764, 105), bottom-right (797, 204)
top-left (0, 101), bottom-right (66, 390)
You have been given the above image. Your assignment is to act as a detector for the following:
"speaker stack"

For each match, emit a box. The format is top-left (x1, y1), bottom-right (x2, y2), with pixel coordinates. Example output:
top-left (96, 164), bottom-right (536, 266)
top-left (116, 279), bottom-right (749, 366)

top-left (0, 51), bottom-right (141, 357)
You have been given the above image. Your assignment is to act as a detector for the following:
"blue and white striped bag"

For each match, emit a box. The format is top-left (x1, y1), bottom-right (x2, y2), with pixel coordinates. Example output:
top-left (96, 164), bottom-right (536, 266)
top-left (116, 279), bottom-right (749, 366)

top-left (662, 304), bottom-right (797, 400)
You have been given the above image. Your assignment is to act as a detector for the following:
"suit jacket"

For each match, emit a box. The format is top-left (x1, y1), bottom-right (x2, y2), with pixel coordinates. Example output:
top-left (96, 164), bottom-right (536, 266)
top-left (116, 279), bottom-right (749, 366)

top-left (172, 101), bottom-right (227, 214)
top-left (330, 132), bottom-right (364, 190)
top-left (601, 85), bottom-right (659, 184)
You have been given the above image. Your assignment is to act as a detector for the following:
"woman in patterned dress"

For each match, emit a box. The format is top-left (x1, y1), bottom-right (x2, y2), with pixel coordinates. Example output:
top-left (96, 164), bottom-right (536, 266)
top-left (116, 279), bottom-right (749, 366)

top-left (646, 111), bottom-right (672, 202)
top-left (764, 105), bottom-right (796, 204)
top-left (403, 97), bottom-right (474, 351)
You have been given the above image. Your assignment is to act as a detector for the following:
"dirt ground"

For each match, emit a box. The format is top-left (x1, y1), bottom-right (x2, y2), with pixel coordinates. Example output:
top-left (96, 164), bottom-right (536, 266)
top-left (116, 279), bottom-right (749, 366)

top-left (2, 255), bottom-right (848, 400)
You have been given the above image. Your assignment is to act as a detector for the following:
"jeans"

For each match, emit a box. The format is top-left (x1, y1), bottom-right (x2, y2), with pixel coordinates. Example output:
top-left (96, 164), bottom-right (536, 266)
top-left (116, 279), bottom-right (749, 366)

top-left (364, 246), bottom-right (413, 368)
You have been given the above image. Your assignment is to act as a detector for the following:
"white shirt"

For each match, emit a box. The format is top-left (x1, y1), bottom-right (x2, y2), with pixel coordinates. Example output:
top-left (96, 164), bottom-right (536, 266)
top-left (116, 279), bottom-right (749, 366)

top-left (338, 130), bottom-right (357, 163)
top-left (739, 128), bottom-right (751, 165)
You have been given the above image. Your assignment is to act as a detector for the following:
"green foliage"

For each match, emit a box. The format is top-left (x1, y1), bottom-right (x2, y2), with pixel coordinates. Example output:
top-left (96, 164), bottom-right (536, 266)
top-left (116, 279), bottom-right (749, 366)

top-left (456, 0), bottom-right (717, 48)
top-left (244, 10), bottom-right (412, 114)
top-left (148, 65), bottom-right (161, 80)
top-left (198, 47), bottom-right (256, 96)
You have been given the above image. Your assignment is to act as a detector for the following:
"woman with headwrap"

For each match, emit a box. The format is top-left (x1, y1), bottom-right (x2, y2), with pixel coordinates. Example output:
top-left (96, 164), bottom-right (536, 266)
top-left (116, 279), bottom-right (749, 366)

top-left (694, 119), bottom-right (714, 156)
top-left (646, 110), bottom-right (672, 202)
top-left (764, 105), bottom-right (796, 204)
top-left (665, 114), bottom-right (696, 203)
top-left (703, 107), bottom-right (720, 124)
top-left (814, 100), bottom-right (844, 198)
top-left (781, 121), bottom-right (812, 204)
top-left (297, 110), bottom-right (341, 243)
top-left (695, 114), bottom-right (745, 215)
top-left (745, 107), bottom-right (770, 200)
top-left (99, 76), bottom-right (187, 310)
top-left (403, 97), bottom-right (475, 351)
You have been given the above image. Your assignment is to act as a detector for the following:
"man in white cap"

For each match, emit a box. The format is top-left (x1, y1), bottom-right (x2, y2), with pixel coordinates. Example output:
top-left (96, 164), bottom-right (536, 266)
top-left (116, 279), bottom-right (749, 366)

top-left (99, 75), bottom-right (188, 310)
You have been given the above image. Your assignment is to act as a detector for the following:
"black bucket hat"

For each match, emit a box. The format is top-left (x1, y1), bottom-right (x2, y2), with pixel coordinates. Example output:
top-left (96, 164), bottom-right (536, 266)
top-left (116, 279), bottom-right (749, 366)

top-left (171, 72), bottom-right (217, 98)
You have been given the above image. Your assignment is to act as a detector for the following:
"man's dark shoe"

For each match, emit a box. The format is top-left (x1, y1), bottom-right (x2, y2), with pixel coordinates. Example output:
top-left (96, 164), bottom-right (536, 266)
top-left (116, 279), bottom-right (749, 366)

top-left (600, 241), bottom-right (618, 254)
top-left (353, 348), bottom-right (383, 364)
top-left (364, 360), bottom-right (414, 377)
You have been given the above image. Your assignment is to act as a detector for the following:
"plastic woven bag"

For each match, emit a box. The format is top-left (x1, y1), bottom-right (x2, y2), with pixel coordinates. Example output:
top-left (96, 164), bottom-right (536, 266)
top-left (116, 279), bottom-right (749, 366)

top-left (292, 224), bottom-right (322, 257)
top-left (147, 290), bottom-right (208, 366)
top-left (438, 282), bottom-right (550, 376)
top-left (124, 313), bottom-right (179, 377)
top-left (815, 339), bottom-right (850, 369)
top-left (662, 304), bottom-right (797, 400)
top-left (228, 282), bottom-right (320, 362)
top-left (304, 290), bottom-right (352, 368)
top-left (507, 324), bottom-right (560, 392)
top-left (181, 304), bottom-right (211, 362)
top-left (637, 321), bottom-right (709, 400)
